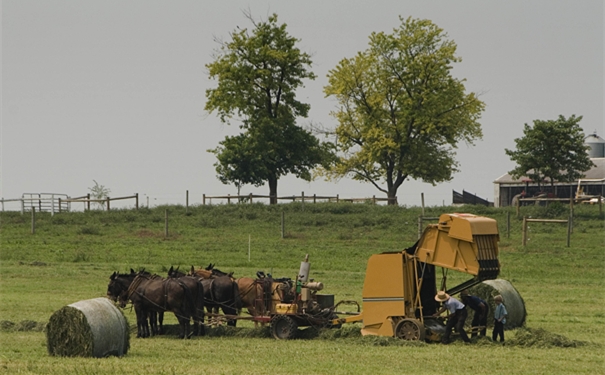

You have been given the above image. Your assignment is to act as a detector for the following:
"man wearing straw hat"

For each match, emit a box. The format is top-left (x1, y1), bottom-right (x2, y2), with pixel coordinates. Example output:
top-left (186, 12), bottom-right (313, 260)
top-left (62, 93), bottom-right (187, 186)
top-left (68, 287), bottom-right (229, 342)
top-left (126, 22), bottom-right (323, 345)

top-left (433, 290), bottom-right (471, 344)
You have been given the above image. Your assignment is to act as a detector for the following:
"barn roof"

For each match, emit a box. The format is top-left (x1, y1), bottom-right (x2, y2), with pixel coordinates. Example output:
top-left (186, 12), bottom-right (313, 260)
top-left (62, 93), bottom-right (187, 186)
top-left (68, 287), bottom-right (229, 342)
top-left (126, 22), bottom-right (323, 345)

top-left (494, 158), bottom-right (605, 184)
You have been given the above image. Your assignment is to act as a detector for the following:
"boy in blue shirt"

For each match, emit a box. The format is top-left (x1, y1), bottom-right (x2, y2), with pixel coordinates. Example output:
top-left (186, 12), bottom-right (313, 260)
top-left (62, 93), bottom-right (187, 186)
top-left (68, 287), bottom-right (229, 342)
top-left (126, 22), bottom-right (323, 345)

top-left (492, 294), bottom-right (508, 343)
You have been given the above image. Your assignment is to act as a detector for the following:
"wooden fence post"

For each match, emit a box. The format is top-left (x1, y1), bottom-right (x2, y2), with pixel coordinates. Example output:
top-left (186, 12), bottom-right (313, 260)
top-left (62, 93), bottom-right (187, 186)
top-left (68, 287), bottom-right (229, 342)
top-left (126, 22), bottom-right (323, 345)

top-left (106, 197), bottom-right (110, 211)
top-left (135, 193), bottom-right (139, 210)
top-left (418, 216), bottom-right (422, 240)
top-left (421, 193), bottom-right (425, 217)
top-left (165, 209), bottom-right (169, 238)
top-left (186, 190), bottom-right (189, 213)
top-left (203, 194), bottom-right (206, 205)
top-left (567, 215), bottom-right (571, 247)
top-left (301, 191), bottom-right (305, 211)
top-left (281, 211), bottom-right (285, 239)
top-left (522, 216), bottom-right (527, 246)
top-left (507, 211), bottom-right (511, 238)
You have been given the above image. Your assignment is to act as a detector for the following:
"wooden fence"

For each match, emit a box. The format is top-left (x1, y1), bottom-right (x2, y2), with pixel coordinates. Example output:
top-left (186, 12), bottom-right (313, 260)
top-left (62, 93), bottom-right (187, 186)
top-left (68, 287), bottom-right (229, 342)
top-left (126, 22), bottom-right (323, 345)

top-left (202, 193), bottom-right (396, 205)
top-left (60, 194), bottom-right (139, 211)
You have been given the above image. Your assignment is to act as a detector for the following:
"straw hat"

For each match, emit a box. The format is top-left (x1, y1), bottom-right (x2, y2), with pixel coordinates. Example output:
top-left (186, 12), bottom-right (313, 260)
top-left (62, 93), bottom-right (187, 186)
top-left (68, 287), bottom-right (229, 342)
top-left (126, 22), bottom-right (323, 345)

top-left (435, 290), bottom-right (450, 302)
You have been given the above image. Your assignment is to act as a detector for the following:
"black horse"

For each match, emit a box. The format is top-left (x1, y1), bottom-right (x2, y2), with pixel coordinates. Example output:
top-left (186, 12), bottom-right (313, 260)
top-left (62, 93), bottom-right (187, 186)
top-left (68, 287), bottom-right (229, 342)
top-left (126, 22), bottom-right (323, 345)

top-left (107, 269), bottom-right (164, 336)
top-left (110, 270), bottom-right (205, 339)
top-left (170, 266), bottom-right (242, 327)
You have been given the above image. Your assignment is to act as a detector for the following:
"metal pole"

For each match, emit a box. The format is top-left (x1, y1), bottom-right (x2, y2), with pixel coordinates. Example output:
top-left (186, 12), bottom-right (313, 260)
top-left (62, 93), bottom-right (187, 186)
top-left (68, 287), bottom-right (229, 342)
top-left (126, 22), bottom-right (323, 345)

top-left (421, 193), bottom-right (425, 217)
top-left (31, 207), bottom-right (36, 234)
top-left (418, 216), bottom-right (422, 240)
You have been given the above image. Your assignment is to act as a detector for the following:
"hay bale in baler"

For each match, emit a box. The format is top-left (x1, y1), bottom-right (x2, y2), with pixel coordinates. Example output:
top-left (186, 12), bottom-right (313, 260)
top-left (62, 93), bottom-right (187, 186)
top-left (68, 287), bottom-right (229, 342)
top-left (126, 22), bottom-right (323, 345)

top-left (46, 297), bottom-right (129, 357)
top-left (467, 279), bottom-right (526, 329)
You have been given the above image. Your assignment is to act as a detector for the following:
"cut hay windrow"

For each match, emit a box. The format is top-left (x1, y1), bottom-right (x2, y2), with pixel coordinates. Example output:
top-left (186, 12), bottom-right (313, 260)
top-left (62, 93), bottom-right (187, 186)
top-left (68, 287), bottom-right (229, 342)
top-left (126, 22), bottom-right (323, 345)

top-left (46, 297), bottom-right (129, 358)
top-left (467, 278), bottom-right (527, 329)
top-left (508, 327), bottom-right (586, 348)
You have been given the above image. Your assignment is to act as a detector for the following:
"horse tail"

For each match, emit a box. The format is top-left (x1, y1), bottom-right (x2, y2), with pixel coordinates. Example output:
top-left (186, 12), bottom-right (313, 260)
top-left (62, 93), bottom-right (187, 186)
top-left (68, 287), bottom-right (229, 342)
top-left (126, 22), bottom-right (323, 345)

top-left (232, 281), bottom-right (242, 315)
top-left (176, 279), bottom-right (196, 322)
top-left (196, 278), bottom-right (206, 324)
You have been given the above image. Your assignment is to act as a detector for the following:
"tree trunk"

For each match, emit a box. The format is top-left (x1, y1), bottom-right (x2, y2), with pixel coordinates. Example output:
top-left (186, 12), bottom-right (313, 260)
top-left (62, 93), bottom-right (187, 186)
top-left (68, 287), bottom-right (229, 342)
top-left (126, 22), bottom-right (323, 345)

top-left (268, 177), bottom-right (278, 205)
top-left (387, 189), bottom-right (398, 206)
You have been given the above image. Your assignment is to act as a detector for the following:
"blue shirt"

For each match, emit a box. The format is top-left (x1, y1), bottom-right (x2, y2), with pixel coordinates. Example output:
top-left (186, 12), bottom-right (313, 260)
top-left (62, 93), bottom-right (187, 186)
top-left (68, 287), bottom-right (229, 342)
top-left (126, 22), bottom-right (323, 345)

top-left (444, 297), bottom-right (465, 314)
top-left (494, 303), bottom-right (507, 324)
top-left (462, 295), bottom-right (487, 312)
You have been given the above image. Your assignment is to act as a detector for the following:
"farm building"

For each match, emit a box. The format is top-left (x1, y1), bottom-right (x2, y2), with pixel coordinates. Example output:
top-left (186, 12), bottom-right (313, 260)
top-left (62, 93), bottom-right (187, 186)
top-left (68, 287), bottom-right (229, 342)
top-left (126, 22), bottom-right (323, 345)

top-left (493, 132), bottom-right (605, 207)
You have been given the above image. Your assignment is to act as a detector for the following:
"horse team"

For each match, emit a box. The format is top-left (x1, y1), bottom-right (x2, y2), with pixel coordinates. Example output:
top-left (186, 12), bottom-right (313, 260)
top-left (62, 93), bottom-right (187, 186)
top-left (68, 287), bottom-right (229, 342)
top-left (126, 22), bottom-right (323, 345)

top-left (106, 265), bottom-right (292, 339)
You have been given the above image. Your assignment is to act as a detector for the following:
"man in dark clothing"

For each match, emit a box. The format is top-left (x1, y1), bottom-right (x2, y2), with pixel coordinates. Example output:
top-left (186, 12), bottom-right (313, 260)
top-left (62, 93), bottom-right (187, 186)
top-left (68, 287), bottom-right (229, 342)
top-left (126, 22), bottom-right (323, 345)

top-left (460, 289), bottom-right (488, 337)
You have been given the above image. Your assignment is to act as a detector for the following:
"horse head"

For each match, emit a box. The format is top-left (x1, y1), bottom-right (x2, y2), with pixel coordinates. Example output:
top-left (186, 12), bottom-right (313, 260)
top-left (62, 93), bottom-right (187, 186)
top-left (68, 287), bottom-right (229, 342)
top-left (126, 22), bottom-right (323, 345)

top-left (107, 271), bottom-right (133, 307)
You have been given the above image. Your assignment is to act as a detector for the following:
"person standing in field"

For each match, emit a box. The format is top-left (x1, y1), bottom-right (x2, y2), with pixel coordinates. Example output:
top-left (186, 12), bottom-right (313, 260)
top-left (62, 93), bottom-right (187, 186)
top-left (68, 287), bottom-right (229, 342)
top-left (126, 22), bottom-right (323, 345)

top-left (433, 290), bottom-right (471, 344)
top-left (460, 289), bottom-right (489, 337)
top-left (492, 294), bottom-right (508, 343)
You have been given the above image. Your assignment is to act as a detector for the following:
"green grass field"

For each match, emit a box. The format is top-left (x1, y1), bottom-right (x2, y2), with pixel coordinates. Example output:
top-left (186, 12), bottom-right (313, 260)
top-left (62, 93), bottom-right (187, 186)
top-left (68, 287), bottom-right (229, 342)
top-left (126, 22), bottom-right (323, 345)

top-left (1, 203), bottom-right (603, 374)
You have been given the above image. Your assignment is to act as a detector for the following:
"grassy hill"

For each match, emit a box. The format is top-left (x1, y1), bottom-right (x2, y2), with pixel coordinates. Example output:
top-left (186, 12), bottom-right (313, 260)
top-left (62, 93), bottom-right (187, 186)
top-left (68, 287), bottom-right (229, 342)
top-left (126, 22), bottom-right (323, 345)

top-left (1, 202), bottom-right (603, 374)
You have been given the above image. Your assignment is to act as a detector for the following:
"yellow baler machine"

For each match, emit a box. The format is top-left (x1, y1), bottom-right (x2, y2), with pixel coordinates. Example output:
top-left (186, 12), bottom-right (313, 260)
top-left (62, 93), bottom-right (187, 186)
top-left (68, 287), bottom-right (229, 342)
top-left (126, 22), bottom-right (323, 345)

top-left (340, 213), bottom-right (500, 341)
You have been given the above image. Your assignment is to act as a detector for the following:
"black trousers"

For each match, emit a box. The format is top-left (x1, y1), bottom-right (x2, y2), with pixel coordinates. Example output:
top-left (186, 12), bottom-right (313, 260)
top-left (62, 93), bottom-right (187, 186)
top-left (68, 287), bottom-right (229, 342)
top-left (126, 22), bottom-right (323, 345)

top-left (442, 308), bottom-right (470, 343)
top-left (492, 319), bottom-right (505, 342)
top-left (471, 307), bottom-right (488, 337)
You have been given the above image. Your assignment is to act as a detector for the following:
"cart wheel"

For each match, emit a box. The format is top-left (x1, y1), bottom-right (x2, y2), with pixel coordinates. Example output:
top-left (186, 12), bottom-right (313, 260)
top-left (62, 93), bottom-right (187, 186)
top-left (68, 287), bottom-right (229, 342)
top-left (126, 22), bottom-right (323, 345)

top-left (271, 315), bottom-right (298, 340)
top-left (395, 319), bottom-right (426, 341)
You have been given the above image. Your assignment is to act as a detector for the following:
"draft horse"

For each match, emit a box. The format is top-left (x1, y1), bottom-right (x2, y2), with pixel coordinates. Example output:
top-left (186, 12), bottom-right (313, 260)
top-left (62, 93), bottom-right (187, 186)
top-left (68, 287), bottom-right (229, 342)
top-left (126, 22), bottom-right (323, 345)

top-left (170, 266), bottom-right (242, 327)
top-left (107, 270), bottom-right (164, 335)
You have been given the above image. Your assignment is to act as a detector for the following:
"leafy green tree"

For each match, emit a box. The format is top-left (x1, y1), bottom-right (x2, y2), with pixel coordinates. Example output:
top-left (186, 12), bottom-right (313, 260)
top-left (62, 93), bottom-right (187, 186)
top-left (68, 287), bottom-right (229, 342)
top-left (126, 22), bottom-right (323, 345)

top-left (205, 13), bottom-right (333, 204)
top-left (505, 115), bottom-right (594, 190)
top-left (322, 17), bottom-right (484, 205)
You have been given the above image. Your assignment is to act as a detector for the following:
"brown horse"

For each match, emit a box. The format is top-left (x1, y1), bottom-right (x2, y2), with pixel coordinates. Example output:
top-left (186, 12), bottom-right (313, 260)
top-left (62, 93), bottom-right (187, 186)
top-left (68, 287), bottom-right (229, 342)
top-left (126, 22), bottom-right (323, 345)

top-left (201, 265), bottom-right (293, 324)
top-left (120, 271), bottom-right (205, 338)
top-left (107, 270), bottom-right (164, 335)
top-left (170, 266), bottom-right (242, 327)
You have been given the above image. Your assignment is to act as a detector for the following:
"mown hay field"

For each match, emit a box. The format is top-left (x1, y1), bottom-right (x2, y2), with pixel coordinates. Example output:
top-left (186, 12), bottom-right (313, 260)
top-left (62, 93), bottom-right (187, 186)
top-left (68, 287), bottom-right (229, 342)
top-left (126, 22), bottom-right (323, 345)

top-left (1, 203), bottom-right (603, 374)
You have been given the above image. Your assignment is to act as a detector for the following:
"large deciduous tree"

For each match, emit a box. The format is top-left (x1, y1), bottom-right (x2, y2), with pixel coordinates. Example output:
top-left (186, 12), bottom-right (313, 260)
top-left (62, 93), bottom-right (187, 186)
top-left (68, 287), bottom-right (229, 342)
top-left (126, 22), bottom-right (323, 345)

top-left (205, 13), bottom-right (333, 204)
top-left (505, 115), bottom-right (594, 190)
top-left (323, 17), bottom-right (484, 205)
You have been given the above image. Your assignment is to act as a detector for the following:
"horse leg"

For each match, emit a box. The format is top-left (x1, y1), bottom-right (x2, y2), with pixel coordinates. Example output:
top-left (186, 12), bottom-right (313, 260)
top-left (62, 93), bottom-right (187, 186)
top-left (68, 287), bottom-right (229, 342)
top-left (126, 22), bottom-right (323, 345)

top-left (148, 311), bottom-right (158, 336)
top-left (158, 311), bottom-right (164, 335)
top-left (223, 306), bottom-right (237, 327)
top-left (177, 313), bottom-right (191, 339)
top-left (134, 306), bottom-right (148, 338)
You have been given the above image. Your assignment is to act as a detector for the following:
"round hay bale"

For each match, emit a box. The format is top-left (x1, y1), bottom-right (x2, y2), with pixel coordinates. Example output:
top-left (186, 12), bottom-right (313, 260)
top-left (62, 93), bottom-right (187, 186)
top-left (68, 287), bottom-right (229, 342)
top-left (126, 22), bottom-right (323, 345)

top-left (46, 297), bottom-right (129, 357)
top-left (467, 279), bottom-right (526, 329)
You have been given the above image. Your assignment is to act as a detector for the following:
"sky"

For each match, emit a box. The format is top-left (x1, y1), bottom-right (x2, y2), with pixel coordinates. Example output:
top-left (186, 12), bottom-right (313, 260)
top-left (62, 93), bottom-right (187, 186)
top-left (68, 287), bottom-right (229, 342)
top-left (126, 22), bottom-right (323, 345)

top-left (2, 1), bottom-right (603, 209)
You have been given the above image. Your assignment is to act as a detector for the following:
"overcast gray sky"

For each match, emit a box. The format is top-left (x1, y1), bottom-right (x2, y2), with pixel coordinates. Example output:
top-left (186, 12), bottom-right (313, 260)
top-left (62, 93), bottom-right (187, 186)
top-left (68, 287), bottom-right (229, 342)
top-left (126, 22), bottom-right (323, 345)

top-left (2, 0), bottom-right (603, 208)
